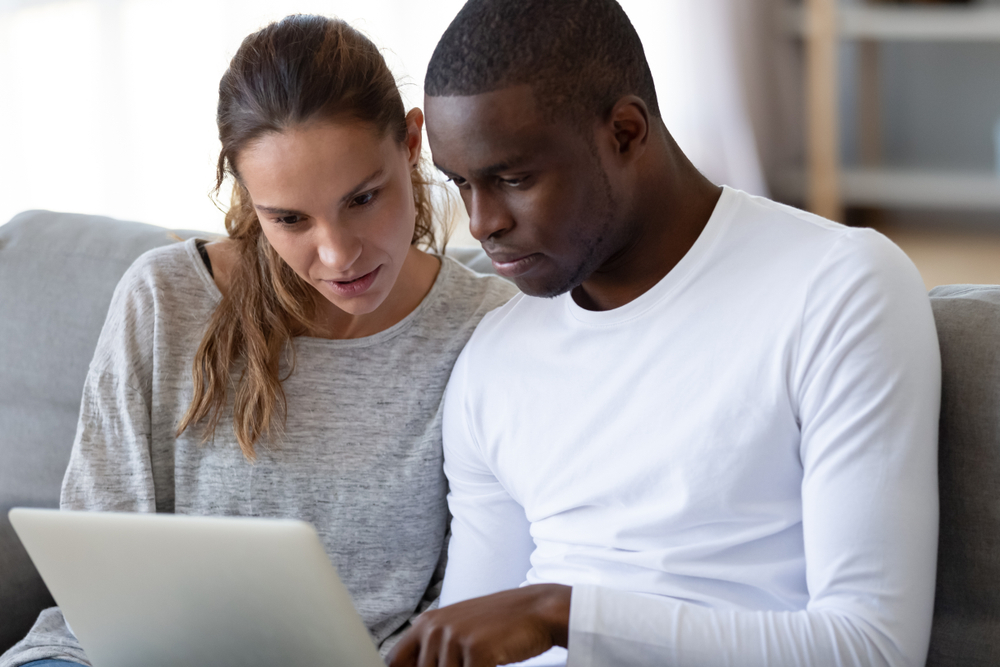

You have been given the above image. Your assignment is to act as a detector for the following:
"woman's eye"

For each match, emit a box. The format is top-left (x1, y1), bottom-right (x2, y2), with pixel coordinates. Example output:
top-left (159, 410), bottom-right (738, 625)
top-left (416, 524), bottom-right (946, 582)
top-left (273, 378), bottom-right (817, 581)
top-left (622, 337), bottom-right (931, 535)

top-left (276, 215), bottom-right (301, 226)
top-left (352, 191), bottom-right (377, 207)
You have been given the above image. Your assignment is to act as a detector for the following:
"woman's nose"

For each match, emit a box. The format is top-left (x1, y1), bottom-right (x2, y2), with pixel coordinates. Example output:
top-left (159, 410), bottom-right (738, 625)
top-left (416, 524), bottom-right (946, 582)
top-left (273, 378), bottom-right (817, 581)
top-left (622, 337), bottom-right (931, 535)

top-left (315, 221), bottom-right (362, 272)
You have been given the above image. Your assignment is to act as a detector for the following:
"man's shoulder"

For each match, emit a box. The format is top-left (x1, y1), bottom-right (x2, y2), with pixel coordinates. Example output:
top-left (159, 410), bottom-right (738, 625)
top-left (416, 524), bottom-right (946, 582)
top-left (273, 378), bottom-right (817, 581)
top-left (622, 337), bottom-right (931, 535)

top-left (723, 189), bottom-right (912, 285)
top-left (726, 188), bottom-right (847, 245)
top-left (725, 193), bottom-right (928, 344)
top-left (452, 288), bottom-right (558, 369)
top-left (468, 287), bottom-right (553, 334)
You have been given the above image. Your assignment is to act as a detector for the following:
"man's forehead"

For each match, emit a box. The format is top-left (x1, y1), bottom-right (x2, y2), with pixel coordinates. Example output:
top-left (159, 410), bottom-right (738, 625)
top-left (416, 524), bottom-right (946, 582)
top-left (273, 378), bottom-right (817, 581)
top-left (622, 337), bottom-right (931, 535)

top-left (425, 85), bottom-right (540, 133)
top-left (424, 85), bottom-right (578, 173)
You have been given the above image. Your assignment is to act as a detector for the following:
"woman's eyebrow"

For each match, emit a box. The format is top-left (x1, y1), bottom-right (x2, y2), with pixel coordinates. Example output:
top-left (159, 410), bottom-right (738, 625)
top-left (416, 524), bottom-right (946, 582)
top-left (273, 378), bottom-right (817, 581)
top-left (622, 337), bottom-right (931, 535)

top-left (255, 204), bottom-right (302, 216)
top-left (254, 167), bottom-right (387, 215)
top-left (340, 167), bottom-right (385, 203)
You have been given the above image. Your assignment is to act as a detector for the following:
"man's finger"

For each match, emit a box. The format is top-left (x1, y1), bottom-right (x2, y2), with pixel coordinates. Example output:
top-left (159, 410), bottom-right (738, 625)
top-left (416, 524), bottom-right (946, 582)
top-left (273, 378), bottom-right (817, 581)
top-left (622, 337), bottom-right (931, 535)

top-left (387, 631), bottom-right (420, 667)
top-left (414, 625), bottom-right (440, 667)
top-left (441, 631), bottom-right (465, 667)
top-left (463, 640), bottom-right (496, 667)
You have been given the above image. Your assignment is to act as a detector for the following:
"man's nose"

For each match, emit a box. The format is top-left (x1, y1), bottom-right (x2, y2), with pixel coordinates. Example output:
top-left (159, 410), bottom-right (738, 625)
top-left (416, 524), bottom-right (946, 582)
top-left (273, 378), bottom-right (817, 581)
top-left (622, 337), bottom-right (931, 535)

top-left (315, 221), bottom-right (362, 271)
top-left (468, 190), bottom-right (513, 242)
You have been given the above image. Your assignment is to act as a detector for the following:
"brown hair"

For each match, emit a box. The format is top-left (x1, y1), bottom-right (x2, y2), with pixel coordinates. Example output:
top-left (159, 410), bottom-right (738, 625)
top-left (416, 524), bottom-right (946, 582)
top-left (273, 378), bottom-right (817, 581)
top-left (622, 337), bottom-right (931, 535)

top-left (177, 15), bottom-right (442, 460)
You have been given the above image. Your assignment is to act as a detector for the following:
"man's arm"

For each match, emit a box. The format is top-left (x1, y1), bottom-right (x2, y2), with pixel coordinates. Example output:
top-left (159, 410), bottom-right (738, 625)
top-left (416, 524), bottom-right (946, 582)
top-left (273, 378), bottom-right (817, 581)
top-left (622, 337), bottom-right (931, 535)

top-left (560, 231), bottom-right (941, 667)
top-left (424, 335), bottom-right (537, 608)
top-left (389, 342), bottom-right (563, 666)
top-left (551, 232), bottom-right (939, 667)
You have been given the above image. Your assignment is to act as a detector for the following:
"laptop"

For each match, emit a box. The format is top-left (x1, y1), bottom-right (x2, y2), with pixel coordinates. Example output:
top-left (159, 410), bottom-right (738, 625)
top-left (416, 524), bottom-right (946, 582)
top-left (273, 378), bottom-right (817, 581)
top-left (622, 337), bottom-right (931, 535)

top-left (9, 508), bottom-right (386, 667)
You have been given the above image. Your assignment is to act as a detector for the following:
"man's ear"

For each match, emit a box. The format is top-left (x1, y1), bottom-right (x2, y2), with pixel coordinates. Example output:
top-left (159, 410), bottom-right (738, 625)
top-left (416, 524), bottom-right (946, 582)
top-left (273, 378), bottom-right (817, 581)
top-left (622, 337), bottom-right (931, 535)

top-left (606, 95), bottom-right (650, 161)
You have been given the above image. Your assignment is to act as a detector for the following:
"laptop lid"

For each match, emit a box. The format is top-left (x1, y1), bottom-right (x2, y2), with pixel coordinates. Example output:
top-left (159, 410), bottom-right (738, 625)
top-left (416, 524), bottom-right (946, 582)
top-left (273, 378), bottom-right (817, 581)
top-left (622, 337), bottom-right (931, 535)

top-left (9, 508), bottom-right (385, 667)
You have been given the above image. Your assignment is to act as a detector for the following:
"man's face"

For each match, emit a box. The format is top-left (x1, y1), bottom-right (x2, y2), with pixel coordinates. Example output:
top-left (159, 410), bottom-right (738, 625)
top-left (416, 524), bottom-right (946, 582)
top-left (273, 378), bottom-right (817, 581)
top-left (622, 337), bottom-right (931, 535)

top-left (425, 85), bottom-right (627, 298)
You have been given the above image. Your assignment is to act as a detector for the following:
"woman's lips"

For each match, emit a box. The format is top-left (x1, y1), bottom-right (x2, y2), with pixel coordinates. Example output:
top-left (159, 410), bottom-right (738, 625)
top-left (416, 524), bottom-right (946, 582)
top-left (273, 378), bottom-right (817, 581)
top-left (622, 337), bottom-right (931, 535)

top-left (322, 266), bottom-right (381, 297)
top-left (490, 253), bottom-right (540, 278)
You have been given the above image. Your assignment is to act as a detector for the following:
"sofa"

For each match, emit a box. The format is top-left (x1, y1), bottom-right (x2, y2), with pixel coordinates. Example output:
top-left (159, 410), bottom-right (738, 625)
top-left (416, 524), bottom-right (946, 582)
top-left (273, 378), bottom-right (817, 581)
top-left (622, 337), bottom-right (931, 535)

top-left (1, 210), bottom-right (998, 664)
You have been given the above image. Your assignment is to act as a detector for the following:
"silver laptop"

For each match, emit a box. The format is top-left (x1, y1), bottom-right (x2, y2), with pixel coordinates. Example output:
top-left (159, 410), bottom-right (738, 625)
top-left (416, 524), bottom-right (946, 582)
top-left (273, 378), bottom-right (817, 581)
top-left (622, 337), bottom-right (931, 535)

top-left (9, 508), bottom-right (386, 667)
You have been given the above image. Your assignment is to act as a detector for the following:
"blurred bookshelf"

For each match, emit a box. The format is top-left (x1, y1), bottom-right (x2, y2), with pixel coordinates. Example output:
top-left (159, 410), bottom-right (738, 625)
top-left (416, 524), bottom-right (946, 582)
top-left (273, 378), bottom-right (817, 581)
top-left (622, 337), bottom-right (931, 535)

top-left (774, 167), bottom-right (1000, 210)
top-left (782, 1), bottom-right (1000, 221)
top-left (786, 3), bottom-right (1000, 41)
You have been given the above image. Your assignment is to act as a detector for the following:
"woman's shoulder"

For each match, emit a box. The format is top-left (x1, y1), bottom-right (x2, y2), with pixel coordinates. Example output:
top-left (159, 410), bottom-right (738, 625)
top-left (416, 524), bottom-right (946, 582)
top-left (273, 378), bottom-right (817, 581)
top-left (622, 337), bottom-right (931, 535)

top-left (100, 239), bottom-right (219, 346)
top-left (392, 253), bottom-right (518, 345)
top-left (436, 253), bottom-right (519, 316)
top-left (89, 238), bottom-right (219, 385)
top-left (125, 237), bottom-right (216, 288)
top-left (113, 238), bottom-right (220, 311)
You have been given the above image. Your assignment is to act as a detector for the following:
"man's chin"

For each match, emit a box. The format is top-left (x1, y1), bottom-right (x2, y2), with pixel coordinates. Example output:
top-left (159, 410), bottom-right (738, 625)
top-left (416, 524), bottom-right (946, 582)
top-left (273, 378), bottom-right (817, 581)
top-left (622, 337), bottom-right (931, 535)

top-left (512, 273), bottom-right (578, 299)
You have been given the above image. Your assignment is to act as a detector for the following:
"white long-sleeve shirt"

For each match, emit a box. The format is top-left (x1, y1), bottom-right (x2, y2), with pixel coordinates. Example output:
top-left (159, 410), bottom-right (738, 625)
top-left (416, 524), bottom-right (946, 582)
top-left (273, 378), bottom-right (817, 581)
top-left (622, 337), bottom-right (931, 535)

top-left (440, 187), bottom-right (941, 667)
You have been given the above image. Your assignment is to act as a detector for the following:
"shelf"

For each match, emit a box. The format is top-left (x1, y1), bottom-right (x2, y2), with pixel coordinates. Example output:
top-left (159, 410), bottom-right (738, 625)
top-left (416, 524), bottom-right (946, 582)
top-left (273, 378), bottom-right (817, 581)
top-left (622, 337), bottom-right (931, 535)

top-left (786, 5), bottom-right (1000, 42)
top-left (773, 167), bottom-right (1000, 211)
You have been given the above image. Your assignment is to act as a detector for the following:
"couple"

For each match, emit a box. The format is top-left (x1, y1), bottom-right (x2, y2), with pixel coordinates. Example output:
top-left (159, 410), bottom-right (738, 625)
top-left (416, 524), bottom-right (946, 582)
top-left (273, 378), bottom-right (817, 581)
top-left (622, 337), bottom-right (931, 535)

top-left (3, 1), bottom-right (941, 666)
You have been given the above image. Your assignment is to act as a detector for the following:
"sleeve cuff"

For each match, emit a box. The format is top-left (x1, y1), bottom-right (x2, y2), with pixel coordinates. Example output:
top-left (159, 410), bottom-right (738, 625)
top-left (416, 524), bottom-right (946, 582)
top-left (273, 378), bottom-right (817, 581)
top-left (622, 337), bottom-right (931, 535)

top-left (566, 584), bottom-right (600, 667)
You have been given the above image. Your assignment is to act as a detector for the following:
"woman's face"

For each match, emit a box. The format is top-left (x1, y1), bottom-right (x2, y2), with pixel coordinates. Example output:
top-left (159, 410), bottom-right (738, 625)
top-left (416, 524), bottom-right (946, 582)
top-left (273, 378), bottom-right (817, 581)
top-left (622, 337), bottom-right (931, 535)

top-left (237, 112), bottom-right (423, 318)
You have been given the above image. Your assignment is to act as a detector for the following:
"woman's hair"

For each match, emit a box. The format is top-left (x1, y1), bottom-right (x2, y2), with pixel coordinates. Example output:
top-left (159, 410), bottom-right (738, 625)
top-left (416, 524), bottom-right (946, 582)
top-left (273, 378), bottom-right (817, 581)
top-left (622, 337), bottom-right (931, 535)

top-left (177, 14), bottom-right (442, 460)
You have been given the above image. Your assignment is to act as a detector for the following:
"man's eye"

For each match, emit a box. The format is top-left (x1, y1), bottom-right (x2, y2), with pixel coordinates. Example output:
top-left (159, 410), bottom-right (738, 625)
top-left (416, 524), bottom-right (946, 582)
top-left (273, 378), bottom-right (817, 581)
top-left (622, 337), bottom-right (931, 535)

top-left (448, 176), bottom-right (469, 188)
top-left (501, 177), bottom-right (524, 187)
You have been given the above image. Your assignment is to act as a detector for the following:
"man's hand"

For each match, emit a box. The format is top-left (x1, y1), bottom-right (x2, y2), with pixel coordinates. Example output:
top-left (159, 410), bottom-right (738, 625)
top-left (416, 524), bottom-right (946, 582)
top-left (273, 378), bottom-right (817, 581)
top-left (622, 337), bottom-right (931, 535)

top-left (387, 584), bottom-right (571, 667)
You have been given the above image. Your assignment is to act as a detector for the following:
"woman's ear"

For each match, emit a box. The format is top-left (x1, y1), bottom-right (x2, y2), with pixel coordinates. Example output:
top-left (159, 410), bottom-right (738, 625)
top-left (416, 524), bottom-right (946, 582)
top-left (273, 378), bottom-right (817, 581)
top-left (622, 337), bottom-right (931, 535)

top-left (405, 108), bottom-right (424, 166)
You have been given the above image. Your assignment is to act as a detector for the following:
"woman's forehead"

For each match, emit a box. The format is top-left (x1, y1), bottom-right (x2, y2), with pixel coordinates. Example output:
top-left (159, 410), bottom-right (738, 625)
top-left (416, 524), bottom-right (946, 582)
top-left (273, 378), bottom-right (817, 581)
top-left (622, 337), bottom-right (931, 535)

top-left (241, 121), bottom-right (392, 175)
top-left (237, 121), bottom-right (403, 208)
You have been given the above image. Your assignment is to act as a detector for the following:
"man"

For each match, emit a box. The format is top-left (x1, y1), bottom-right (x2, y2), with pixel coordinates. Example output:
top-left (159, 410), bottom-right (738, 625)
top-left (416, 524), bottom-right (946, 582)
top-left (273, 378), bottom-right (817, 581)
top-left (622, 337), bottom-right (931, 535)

top-left (389, 1), bottom-right (940, 665)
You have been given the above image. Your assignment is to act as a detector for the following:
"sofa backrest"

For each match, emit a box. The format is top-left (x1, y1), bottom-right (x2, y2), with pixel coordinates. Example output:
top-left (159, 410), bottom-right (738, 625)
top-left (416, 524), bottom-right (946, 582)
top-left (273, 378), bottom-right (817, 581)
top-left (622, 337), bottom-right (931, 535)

top-left (926, 285), bottom-right (1000, 666)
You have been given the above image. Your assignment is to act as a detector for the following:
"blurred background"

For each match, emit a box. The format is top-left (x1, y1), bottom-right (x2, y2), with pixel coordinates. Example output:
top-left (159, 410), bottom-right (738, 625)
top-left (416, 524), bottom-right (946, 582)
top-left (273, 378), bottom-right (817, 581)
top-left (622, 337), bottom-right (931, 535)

top-left (1, 0), bottom-right (998, 287)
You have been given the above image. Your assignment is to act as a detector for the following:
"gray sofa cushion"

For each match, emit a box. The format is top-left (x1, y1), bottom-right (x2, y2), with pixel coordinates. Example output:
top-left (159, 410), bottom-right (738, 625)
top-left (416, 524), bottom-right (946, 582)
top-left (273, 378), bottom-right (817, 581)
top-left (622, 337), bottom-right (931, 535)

top-left (926, 284), bottom-right (1000, 666)
top-left (0, 211), bottom-right (200, 653)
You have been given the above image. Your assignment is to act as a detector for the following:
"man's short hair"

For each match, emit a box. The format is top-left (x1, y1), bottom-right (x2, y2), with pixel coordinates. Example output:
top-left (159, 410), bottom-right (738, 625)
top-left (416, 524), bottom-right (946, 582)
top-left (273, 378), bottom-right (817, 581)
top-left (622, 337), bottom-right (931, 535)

top-left (425, 0), bottom-right (660, 123)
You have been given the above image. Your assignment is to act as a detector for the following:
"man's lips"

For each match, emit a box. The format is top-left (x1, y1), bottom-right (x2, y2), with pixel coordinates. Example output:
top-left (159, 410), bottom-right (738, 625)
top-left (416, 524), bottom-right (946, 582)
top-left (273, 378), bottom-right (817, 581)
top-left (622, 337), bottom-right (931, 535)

top-left (487, 251), bottom-right (541, 278)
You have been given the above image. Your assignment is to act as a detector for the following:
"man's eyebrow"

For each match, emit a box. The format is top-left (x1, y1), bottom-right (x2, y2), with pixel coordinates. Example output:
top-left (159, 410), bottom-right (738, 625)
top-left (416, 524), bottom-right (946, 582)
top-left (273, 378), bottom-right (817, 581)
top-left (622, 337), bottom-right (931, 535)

top-left (472, 155), bottom-right (530, 178)
top-left (435, 156), bottom-right (530, 180)
top-left (340, 167), bottom-right (385, 204)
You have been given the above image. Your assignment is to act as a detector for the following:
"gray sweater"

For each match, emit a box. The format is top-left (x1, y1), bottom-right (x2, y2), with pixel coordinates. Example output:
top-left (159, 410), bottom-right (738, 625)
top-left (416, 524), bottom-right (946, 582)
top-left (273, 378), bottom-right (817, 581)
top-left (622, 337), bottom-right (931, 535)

top-left (1, 239), bottom-right (516, 667)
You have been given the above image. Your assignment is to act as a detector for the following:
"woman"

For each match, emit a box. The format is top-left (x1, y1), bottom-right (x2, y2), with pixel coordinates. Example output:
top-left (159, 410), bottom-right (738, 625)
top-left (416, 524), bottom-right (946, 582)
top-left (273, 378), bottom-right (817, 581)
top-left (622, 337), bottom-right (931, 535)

top-left (1, 14), bottom-right (515, 667)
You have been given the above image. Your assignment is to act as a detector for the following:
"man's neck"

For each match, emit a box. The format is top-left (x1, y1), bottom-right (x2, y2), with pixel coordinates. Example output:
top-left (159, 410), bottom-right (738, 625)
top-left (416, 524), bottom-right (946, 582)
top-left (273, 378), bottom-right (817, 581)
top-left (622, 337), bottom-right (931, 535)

top-left (571, 142), bottom-right (723, 312)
